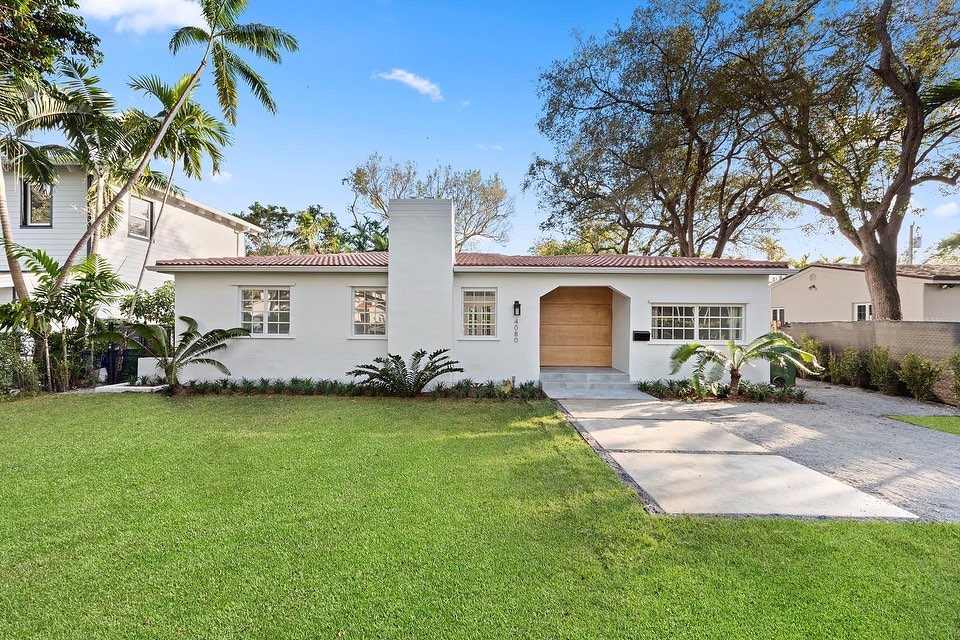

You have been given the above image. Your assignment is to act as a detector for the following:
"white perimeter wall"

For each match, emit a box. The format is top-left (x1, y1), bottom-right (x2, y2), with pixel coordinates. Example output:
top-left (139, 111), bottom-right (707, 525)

top-left (170, 269), bottom-right (772, 384)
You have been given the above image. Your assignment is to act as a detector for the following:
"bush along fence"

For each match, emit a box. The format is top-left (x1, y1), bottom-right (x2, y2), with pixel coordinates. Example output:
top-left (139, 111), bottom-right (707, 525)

top-left (792, 326), bottom-right (960, 405)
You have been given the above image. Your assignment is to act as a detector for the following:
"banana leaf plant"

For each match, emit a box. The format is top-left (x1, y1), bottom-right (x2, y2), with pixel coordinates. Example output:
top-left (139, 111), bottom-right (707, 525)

top-left (97, 315), bottom-right (248, 393)
top-left (669, 331), bottom-right (823, 396)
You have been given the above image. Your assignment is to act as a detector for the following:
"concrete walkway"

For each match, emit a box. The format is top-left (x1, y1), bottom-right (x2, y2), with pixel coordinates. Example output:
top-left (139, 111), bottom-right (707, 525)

top-left (560, 398), bottom-right (917, 520)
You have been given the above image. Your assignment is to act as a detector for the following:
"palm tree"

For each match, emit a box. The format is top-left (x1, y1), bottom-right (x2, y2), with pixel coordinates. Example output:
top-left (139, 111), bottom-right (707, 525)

top-left (97, 316), bottom-right (248, 393)
top-left (922, 79), bottom-right (960, 113)
top-left (669, 332), bottom-right (823, 396)
top-left (123, 74), bottom-right (231, 316)
top-left (55, 0), bottom-right (298, 290)
top-left (0, 75), bottom-right (78, 300)
top-left (0, 245), bottom-right (127, 390)
top-left (53, 60), bottom-right (170, 255)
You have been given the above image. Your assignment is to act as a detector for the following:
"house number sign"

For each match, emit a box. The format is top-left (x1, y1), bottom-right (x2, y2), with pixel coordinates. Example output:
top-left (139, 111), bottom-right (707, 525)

top-left (514, 318), bottom-right (519, 343)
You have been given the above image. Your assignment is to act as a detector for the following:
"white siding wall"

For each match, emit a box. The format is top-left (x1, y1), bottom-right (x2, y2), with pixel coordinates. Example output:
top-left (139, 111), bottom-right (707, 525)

top-left (2, 168), bottom-right (245, 299)
top-left (98, 192), bottom-right (243, 291)
top-left (1, 169), bottom-right (88, 270)
top-left (169, 269), bottom-right (773, 384)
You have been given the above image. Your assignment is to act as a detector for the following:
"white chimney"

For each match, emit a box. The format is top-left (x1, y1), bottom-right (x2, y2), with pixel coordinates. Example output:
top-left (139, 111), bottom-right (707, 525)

top-left (386, 199), bottom-right (455, 356)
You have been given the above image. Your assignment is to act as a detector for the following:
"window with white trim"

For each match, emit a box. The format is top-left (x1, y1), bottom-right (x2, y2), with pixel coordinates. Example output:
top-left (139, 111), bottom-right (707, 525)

top-left (463, 289), bottom-right (497, 337)
top-left (128, 196), bottom-right (153, 239)
top-left (23, 182), bottom-right (52, 227)
top-left (772, 308), bottom-right (785, 324)
top-left (240, 288), bottom-right (291, 335)
top-left (854, 302), bottom-right (872, 321)
top-left (651, 304), bottom-right (744, 341)
top-left (352, 288), bottom-right (386, 336)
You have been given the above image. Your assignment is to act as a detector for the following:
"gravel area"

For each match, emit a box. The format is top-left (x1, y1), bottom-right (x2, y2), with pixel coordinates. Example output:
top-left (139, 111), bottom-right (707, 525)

top-left (680, 381), bottom-right (960, 521)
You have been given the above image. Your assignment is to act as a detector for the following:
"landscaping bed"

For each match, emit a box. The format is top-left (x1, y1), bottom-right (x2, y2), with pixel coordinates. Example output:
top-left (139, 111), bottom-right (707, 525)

top-left (637, 378), bottom-right (809, 402)
top-left (2, 394), bottom-right (958, 638)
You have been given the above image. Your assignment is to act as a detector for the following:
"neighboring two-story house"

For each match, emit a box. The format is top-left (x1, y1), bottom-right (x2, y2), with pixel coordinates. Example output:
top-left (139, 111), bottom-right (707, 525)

top-left (770, 263), bottom-right (960, 323)
top-left (1, 165), bottom-right (261, 303)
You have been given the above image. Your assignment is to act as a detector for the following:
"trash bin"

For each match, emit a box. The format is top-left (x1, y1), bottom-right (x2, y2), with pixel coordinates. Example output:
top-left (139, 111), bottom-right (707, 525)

top-left (770, 361), bottom-right (796, 387)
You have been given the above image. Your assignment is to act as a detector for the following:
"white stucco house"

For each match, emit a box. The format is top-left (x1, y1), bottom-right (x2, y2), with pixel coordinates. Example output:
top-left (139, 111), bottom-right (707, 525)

top-left (152, 199), bottom-right (789, 386)
top-left (771, 263), bottom-right (960, 323)
top-left (1, 166), bottom-right (262, 302)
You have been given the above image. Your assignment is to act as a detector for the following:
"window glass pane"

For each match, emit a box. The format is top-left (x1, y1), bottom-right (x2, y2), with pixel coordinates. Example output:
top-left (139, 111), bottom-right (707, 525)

top-left (129, 197), bottom-right (152, 238)
top-left (463, 289), bottom-right (496, 336)
top-left (241, 288), bottom-right (291, 335)
top-left (353, 289), bottom-right (386, 335)
top-left (27, 185), bottom-right (52, 225)
top-left (651, 305), bottom-right (695, 340)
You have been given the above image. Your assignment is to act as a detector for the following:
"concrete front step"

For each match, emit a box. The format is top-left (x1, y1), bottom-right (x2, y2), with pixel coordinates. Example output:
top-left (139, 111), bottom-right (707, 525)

top-left (541, 371), bottom-right (630, 383)
top-left (542, 382), bottom-right (639, 393)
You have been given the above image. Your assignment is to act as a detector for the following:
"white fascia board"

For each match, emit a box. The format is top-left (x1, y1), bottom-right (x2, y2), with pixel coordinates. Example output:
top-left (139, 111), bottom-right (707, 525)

top-left (148, 265), bottom-right (388, 274)
top-left (453, 266), bottom-right (796, 276)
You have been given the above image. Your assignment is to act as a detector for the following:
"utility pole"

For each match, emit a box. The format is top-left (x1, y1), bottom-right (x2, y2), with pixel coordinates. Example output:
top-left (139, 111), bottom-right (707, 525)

top-left (907, 222), bottom-right (922, 265)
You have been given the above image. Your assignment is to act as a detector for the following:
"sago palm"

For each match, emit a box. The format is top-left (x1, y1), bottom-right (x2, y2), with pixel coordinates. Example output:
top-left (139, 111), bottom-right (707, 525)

top-left (669, 331), bottom-right (822, 396)
top-left (97, 315), bottom-right (248, 393)
top-left (56, 0), bottom-right (298, 290)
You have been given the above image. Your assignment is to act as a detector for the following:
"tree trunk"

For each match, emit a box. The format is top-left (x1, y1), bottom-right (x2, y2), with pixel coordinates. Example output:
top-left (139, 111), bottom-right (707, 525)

top-left (729, 369), bottom-right (742, 396)
top-left (0, 167), bottom-right (31, 300)
top-left (860, 227), bottom-right (903, 321)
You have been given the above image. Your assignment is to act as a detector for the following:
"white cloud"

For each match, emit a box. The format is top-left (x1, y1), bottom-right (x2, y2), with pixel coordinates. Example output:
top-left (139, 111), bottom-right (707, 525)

top-left (933, 202), bottom-right (959, 218)
top-left (209, 170), bottom-right (232, 183)
top-left (79, 0), bottom-right (204, 34)
top-left (475, 144), bottom-right (504, 151)
top-left (375, 69), bottom-right (443, 102)
top-left (458, 100), bottom-right (471, 108)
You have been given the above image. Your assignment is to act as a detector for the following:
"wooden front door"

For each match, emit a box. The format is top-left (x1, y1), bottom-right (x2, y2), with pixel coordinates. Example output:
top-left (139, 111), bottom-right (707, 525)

top-left (539, 287), bottom-right (612, 366)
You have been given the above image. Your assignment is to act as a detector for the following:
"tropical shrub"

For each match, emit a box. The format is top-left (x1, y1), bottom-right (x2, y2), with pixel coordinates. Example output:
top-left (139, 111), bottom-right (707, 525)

top-left (837, 347), bottom-right (866, 387)
top-left (97, 316), bottom-right (248, 393)
top-left (866, 346), bottom-right (900, 394)
top-left (637, 378), bottom-right (805, 402)
top-left (669, 331), bottom-right (822, 396)
top-left (796, 333), bottom-right (824, 379)
top-left (898, 353), bottom-right (943, 401)
top-left (948, 350), bottom-right (960, 404)
top-left (827, 350), bottom-right (842, 384)
top-left (347, 349), bottom-right (464, 397)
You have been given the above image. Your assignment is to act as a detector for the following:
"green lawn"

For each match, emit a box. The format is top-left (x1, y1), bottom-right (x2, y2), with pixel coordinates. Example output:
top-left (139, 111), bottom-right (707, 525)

top-left (2, 395), bottom-right (958, 639)
top-left (891, 415), bottom-right (960, 436)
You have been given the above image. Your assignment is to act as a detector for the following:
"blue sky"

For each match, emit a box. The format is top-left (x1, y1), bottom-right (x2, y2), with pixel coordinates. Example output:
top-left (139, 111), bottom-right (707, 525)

top-left (77, 0), bottom-right (958, 259)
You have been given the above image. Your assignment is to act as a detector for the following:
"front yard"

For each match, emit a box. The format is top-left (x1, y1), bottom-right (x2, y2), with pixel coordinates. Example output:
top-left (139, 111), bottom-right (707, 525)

top-left (1, 395), bottom-right (958, 638)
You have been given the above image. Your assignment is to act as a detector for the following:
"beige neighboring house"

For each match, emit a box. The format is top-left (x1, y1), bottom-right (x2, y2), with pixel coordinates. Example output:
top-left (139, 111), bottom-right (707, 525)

top-left (771, 263), bottom-right (960, 323)
top-left (1, 165), bottom-right (262, 302)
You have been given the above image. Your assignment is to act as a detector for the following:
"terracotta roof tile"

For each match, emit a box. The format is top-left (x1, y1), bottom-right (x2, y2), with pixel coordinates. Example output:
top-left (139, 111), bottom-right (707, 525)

top-left (155, 252), bottom-right (788, 270)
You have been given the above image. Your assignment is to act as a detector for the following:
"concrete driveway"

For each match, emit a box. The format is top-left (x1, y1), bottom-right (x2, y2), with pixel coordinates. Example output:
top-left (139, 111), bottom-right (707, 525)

top-left (559, 389), bottom-right (936, 520)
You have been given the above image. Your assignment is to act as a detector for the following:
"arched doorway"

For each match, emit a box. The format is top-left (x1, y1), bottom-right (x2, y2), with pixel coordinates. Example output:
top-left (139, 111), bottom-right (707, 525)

top-left (539, 286), bottom-right (612, 367)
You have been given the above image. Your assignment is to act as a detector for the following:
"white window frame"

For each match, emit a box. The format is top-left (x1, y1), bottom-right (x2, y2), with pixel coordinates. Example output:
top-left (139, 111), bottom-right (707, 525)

top-left (128, 196), bottom-right (153, 240)
top-left (22, 182), bottom-right (53, 227)
top-left (239, 287), bottom-right (292, 337)
top-left (651, 304), bottom-right (745, 342)
top-left (772, 307), bottom-right (785, 324)
top-left (854, 302), bottom-right (873, 321)
top-left (351, 287), bottom-right (387, 338)
top-left (461, 288), bottom-right (498, 339)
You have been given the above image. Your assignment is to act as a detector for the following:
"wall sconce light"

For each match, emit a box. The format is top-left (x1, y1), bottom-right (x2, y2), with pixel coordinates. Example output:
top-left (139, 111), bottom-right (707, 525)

top-left (808, 284), bottom-right (817, 291)
top-left (513, 300), bottom-right (522, 317)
